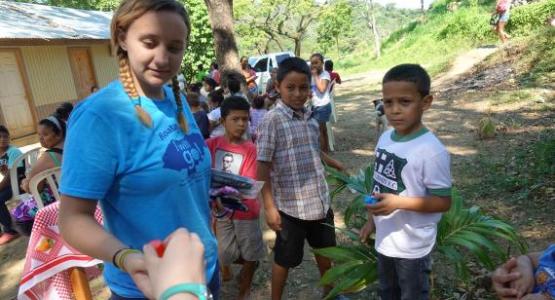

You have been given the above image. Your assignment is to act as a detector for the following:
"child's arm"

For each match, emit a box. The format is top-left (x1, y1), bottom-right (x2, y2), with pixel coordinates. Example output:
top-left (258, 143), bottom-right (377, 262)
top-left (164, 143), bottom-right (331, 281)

top-left (257, 161), bottom-right (281, 231)
top-left (521, 293), bottom-right (552, 300)
top-left (512, 251), bottom-right (543, 299)
top-left (367, 193), bottom-right (451, 216)
top-left (359, 213), bottom-right (375, 242)
top-left (321, 151), bottom-right (346, 172)
top-left (312, 71), bottom-right (329, 93)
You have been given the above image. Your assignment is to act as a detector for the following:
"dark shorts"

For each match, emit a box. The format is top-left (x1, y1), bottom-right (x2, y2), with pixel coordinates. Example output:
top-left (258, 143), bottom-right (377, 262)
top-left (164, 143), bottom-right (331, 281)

top-left (312, 103), bottom-right (332, 123)
top-left (377, 252), bottom-right (431, 300)
top-left (274, 210), bottom-right (336, 268)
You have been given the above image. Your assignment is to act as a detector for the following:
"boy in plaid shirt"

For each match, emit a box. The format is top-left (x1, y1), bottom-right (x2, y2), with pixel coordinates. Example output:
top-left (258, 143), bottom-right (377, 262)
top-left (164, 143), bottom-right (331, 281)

top-left (257, 57), bottom-right (346, 300)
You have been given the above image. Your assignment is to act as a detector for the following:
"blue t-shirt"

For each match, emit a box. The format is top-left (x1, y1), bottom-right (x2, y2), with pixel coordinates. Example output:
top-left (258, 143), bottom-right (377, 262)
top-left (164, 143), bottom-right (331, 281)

top-left (60, 80), bottom-right (217, 298)
top-left (534, 244), bottom-right (555, 297)
top-left (1, 145), bottom-right (23, 168)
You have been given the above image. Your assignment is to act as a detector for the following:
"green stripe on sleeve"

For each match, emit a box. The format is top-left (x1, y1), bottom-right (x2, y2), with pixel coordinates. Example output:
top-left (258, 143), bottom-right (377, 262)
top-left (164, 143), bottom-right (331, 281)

top-left (429, 188), bottom-right (452, 197)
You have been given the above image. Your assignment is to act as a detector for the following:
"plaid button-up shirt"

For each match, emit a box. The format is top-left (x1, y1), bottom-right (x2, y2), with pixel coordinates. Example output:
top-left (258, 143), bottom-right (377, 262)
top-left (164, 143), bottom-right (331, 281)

top-left (257, 101), bottom-right (329, 220)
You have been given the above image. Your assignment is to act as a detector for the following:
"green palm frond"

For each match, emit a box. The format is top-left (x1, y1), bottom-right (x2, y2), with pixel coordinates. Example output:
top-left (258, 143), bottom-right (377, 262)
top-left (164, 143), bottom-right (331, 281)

top-left (313, 244), bottom-right (378, 299)
top-left (437, 190), bottom-right (528, 279)
top-left (323, 164), bottom-right (527, 295)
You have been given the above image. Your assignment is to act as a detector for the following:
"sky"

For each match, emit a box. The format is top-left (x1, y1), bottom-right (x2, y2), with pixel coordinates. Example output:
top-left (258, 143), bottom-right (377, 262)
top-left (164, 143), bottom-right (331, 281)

top-left (374, 0), bottom-right (436, 9)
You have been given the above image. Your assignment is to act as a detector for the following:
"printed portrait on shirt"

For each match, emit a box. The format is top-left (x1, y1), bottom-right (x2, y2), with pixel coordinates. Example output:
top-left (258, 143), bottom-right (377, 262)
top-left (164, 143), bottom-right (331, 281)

top-left (0, 153), bottom-right (8, 168)
top-left (214, 150), bottom-right (243, 175)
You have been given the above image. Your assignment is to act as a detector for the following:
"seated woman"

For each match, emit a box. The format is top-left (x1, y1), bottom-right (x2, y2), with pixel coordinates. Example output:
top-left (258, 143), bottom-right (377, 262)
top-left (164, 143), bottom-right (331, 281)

top-left (13, 116), bottom-right (66, 232)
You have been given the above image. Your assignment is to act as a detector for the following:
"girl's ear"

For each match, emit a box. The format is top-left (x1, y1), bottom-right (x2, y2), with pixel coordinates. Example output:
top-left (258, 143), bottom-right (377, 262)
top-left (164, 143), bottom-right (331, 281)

top-left (117, 29), bottom-right (128, 52)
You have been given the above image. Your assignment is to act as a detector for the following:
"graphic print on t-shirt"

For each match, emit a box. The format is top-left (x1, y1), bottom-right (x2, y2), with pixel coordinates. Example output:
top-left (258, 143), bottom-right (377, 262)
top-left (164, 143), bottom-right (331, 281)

top-left (162, 129), bottom-right (207, 175)
top-left (214, 149), bottom-right (244, 175)
top-left (372, 148), bottom-right (407, 195)
top-left (0, 153), bottom-right (8, 167)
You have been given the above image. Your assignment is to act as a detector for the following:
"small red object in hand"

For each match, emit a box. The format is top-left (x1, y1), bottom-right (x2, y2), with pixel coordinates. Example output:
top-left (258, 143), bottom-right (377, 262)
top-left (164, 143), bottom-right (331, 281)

top-left (150, 240), bottom-right (166, 257)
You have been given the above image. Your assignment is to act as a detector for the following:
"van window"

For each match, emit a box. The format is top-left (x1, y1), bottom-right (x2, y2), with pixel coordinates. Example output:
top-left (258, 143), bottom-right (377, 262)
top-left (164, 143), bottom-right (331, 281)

top-left (276, 54), bottom-right (291, 65)
top-left (253, 58), bottom-right (268, 72)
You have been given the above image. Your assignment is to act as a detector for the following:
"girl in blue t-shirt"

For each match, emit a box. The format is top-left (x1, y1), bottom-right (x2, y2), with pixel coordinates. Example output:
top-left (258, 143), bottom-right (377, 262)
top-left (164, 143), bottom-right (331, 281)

top-left (58, 1), bottom-right (218, 299)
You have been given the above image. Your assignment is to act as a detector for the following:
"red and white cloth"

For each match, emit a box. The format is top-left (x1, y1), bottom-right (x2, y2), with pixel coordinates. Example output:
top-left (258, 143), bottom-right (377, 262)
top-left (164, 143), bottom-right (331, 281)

top-left (18, 202), bottom-right (103, 300)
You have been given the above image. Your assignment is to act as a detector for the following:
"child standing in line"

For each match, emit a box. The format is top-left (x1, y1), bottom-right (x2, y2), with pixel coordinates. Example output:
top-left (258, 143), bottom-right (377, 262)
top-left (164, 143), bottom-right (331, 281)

top-left (360, 64), bottom-right (452, 300)
top-left (249, 95), bottom-right (268, 142)
top-left (257, 57), bottom-right (346, 300)
top-left (187, 92), bottom-right (210, 139)
top-left (206, 96), bottom-right (265, 300)
top-left (309, 53), bottom-right (332, 153)
top-left (208, 89), bottom-right (225, 138)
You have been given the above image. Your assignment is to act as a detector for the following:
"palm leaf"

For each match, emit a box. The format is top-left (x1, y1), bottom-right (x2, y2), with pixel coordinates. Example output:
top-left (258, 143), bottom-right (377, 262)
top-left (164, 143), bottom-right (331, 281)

top-left (437, 190), bottom-right (528, 275)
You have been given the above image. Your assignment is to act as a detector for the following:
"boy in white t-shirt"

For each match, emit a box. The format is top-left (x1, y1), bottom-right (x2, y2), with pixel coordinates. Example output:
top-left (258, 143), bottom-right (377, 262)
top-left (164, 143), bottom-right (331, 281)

top-left (360, 64), bottom-right (452, 300)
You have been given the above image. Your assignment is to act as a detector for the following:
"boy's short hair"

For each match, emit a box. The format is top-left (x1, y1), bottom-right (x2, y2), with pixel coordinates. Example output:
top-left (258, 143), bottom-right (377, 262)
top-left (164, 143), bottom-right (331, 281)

top-left (383, 64), bottom-right (431, 97)
top-left (221, 96), bottom-right (251, 119)
top-left (203, 77), bottom-right (218, 89)
top-left (221, 70), bottom-right (246, 94)
top-left (277, 57), bottom-right (311, 83)
top-left (188, 83), bottom-right (202, 93)
top-left (208, 89), bottom-right (225, 106)
top-left (187, 92), bottom-right (200, 107)
top-left (0, 125), bottom-right (9, 136)
top-left (324, 60), bottom-right (334, 72)
top-left (252, 95), bottom-right (266, 109)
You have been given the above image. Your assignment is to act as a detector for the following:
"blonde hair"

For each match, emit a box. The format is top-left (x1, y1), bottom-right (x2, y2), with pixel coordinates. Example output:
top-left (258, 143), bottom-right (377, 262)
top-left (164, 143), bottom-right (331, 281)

top-left (111, 0), bottom-right (191, 132)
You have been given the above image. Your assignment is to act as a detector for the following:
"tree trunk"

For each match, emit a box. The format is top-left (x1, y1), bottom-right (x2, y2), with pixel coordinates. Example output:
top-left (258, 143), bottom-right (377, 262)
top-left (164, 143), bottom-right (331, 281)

top-left (367, 0), bottom-right (381, 58)
top-left (336, 35), bottom-right (340, 58)
top-left (294, 38), bottom-right (301, 57)
top-left (421, 0), bottom-right (425, 13)
top-left (204, 0), bottom-right (240, 72)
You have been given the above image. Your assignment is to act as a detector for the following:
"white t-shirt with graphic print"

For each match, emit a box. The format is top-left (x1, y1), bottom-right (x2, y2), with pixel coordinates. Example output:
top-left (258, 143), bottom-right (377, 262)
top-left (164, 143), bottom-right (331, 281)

top-left (372, 127), bottom-right (452, 259)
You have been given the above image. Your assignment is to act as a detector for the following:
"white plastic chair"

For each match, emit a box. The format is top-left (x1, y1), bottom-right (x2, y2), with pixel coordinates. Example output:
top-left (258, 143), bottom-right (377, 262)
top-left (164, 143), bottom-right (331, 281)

top-left (9, 147), bottom-right (41, 202)
top-left (28, 167), bottom-right (61, 209)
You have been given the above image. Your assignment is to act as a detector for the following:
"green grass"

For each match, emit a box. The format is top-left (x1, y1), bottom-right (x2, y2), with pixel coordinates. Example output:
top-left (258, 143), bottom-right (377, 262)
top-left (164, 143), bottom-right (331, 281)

top-left (336, 0), bottom-right (555, 78)
top-left (460, 130), bottom-right (555, 202)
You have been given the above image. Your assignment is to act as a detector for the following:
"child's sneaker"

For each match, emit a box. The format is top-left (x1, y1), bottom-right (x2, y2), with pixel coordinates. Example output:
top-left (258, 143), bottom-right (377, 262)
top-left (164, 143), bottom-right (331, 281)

top-left (0, 232), bottom-right (20, 245)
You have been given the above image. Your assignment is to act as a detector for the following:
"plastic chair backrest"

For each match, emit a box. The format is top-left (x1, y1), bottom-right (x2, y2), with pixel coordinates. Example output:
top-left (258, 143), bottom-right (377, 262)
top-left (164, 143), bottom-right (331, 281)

top-left (9, 147), bottom-right (41, 202)
top-left (29, 167), bottom-right (61, 209)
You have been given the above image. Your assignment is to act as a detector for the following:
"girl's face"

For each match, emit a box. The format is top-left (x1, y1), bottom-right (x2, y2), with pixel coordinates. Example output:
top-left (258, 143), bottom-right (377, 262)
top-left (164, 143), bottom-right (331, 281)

top-left (38, 125), bottom-right (63, 149)
top-left (0, 132), bottom-right (9, 150)
top-left (310, 56), bottom-right (323, 73)
top-left (240, 58), bottom-right (248, 68)
top-left (119, 11), bottom-right (188, 97)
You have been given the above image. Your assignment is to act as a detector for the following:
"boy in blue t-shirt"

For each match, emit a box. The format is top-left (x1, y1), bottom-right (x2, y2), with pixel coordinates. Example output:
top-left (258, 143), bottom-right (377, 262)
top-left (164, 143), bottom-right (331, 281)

top-left (0, 125), bottom-right (23, 245)
top-left (360, 64), bottom-right (452, 300)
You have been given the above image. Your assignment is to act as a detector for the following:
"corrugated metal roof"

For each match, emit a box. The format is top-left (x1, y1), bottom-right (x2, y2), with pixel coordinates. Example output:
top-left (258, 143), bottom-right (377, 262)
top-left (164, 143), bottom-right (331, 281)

top-left (0, 1), bottom-right (112, 40)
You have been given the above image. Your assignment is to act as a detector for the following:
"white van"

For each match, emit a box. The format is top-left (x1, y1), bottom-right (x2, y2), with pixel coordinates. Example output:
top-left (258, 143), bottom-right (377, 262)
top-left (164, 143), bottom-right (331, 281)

top-left (248, 51), bottom-right (294, 94)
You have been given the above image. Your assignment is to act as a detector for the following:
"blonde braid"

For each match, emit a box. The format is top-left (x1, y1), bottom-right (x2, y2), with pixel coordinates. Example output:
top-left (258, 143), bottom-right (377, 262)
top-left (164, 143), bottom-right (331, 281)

top-left (171, 76), bottom-right (188, 133)
top-left (118, 57), bottom-right (153, 128)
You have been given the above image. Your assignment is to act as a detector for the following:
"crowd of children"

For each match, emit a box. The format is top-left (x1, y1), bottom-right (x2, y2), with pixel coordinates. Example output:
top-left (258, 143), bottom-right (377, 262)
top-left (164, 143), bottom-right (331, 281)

top-left (3, 1), bottom-right (550, 299)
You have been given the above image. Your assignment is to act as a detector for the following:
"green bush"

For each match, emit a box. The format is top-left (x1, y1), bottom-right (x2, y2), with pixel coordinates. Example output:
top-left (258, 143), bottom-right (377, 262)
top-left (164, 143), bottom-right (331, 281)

top-left (507, 0), bottom-right (555, 36)
top-left (436, 8), bottom-right (492, 42)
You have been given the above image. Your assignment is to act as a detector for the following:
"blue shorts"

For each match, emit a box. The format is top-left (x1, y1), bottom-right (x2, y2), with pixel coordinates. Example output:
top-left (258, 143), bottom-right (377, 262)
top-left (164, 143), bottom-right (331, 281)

top-left (499, 11), bottom-right (510, 22)
top-left (312, 103), bottom-right (332, 123)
